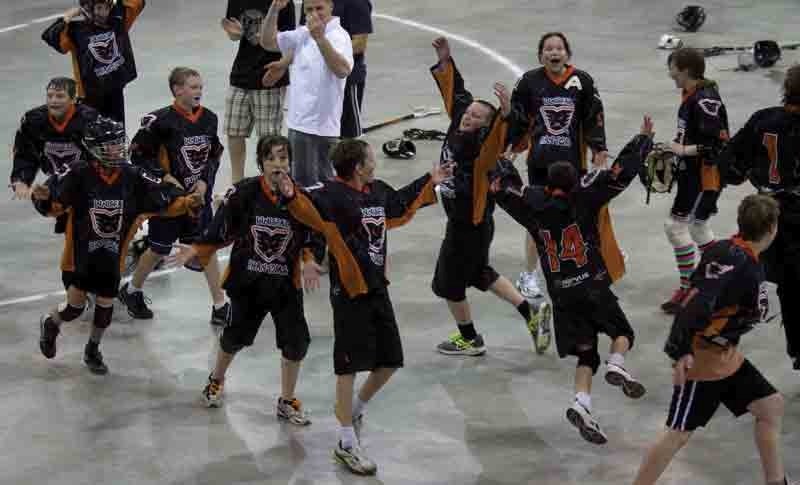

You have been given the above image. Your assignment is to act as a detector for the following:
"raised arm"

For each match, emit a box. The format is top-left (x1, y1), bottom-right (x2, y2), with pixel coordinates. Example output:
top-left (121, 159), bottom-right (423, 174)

top-left (259, 0), bottom-right (292, 52)
top-left (307, 14), bottom-right (353, 79)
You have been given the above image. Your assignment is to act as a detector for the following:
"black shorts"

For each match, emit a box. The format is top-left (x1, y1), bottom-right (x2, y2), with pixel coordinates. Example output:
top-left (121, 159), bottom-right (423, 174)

top-left (432, 218), bottom-right (500, 302)
top-left (62, 268), bottom-right (120, 299)
top-left (221, 282), bottom-right (310, 355)
top-left (670, 169), bottom-right (719, 222)
top-left (148, 205), bottom-right (213, 256)
top-left (666, 359), bottom-right (777, 432)
top-left (82, 86), bottom-right (125, 126)
top-left (552, 288), bottom-right (635, 358)
top-left (527, 164), bottom-right (550, 187)
top-left (340, 77), bottom-right (365, 139)
top-left (331, 289), bottom-right (403, 375)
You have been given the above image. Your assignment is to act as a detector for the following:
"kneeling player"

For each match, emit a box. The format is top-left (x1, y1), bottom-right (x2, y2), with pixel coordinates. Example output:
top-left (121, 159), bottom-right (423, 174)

top-left (492, 116), bottom-right (654, 444)
top-left (119, 67), bottom-right (228, 326)
top-left (632, 195), bottom-right (792, 485)
top-left (33, 117), bottom-right (201, 374)
top-left (171, 135), bottom-right (318, 425)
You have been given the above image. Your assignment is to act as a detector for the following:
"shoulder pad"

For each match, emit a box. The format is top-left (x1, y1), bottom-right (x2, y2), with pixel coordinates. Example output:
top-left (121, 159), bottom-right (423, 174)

top-left (139, 107), bottom-right (171, 130)
top-left (22, 105), bottom-right (49, 127)
top-left (75, 104), bottom-right (100, 120)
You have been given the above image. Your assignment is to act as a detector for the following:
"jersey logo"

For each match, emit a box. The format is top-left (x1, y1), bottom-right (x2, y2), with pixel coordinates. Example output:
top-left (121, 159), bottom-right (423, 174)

top-left (580, 169), bottom-right (603, 188)
top-left (252, 225), bottom-right (292, 263)
top-left (88, 31), bottom-right (120, 65)
top-left (89, 207), bottom-right (123, 238)
top-left (180, 141), bottom-right (211, 174)
top-left (697, 99), bottom-right (722, 117)
top-left (540, 104), bottom-right (575, 136)
top-left (140, 114), bottom-right (157, 130)
top-left (363, 217), bottom-right (386, 254)
top-left (564, 75), bottom-right (583, 91)
top-left (44, 142), bottom-right (82, 174)
top-left (705, 261), bottom-right (735, 279)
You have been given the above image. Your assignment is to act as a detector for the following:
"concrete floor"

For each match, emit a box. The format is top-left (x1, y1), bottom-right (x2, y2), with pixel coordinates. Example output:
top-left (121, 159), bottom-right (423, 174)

top-left (1, 1), bottom-right (799, 484)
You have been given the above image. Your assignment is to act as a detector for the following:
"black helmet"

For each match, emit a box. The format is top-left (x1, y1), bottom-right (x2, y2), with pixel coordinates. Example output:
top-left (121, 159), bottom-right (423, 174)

top-left (675, 5), bottom-right (706, 32)
top-left (754, 40), bottom-right (781, 68)
top-left (83, 117), bottom-right (129, 167)
top-left (382, 138), bottom-right (416, 159)
top-left (79, 0), bottom-right (114, 23)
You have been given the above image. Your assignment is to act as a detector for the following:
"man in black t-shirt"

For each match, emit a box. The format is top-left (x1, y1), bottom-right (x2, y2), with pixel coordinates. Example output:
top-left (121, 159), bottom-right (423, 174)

top-left (221, 0), bottom-right (296, 183)
top-left (296, 0), bottom-right (373, 138)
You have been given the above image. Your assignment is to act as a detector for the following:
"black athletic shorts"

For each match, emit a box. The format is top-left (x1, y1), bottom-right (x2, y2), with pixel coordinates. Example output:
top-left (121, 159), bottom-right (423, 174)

top-left (527, 164), bottom-right (550, 186)
top-left (552, 287), bottom-right (635, 358)
top-left (62, 268), bottom-right (120, 299)
top-left (221, 281), bottom-right (310, 356)
top-left (670, 168), bottom-right (719, 222)
top-left (432, 218), bottom-right (500, 302)
top-left (148, 205), bottom-right (213, 257)
top-left (666, 359), bottom-right (777, 432)
top-left (340, 77), bottom-right (365, 139)
top-left (331, 288), bottom-right (403, 375)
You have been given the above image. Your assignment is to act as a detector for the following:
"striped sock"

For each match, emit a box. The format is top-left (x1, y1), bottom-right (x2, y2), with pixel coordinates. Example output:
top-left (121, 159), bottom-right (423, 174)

top-left (674, 244), bottom-right (697, 290)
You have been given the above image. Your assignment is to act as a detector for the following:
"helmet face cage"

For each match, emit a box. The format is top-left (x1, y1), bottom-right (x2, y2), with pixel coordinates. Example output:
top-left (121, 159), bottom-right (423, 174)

top-left (641, 144), bottom-right (677, 195)
top-left (83, 118), bottom-right (129, 167)
top-left (79, 0), bottom-right (114, 21)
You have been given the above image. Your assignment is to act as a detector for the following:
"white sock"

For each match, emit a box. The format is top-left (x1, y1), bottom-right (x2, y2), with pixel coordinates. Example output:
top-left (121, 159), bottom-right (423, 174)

top-left (575, 392), bottom-right (592, 412)
top-left (128, 283), bottom-right (142, 294)
top-left (607, 353), bottom-right (625, 368)
top-left (339, 426), bottom-right (357, 449)
top-left (352, 395), bottom-right (367, 418)
top-left (213, 301), bottom-right (227, 310)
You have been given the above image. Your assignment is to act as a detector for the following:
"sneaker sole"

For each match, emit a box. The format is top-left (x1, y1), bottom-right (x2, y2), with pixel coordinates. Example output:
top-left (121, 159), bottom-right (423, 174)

top-left (39, 318), bottom-right (58, 359)
top-left (535, 303), bottom-right (553, 355)
top-left (333, 451), bottom-right (377, 476)
top-left (436, 347), bottom-right (486, 357)
top-left (566, 408), bottom-right (607, 445)
top-left (605, 371), bottom-right (646, 399)
top-left (277, 413), bottom-right (312, 426)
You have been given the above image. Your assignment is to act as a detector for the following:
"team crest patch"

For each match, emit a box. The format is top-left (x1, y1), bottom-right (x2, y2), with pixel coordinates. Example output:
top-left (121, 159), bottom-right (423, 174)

top-left (698, 99), bottom-right (722, 117)
top-left (181, 143), bottom-right (211, 174)
top-left (362, 217), bottom-right (386, 254)
top-left (705, 261), bottom-right (735, 279)
top-left (88, 32), bottom-right (120, 65)
top-left (540, 104), bottom-right (575, 136)
top-left (89, 207), bottom-right (123, 238)
top-left (252, 225), bottom-right (292, 263)
top-left (44, 142), bottom-right (82, 174)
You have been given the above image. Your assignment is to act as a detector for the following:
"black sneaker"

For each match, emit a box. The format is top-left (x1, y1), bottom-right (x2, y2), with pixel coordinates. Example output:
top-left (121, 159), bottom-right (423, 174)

top-left (39, 315), bottom-right (60, 359)
top-left (210, 302), bottom-right (231, 328)
top-left (118, 282), bottom-right (154, 319)
top-left (84, 342), bottom-right (108, 375)
top-left (793, 357), bottom-right (800, 371)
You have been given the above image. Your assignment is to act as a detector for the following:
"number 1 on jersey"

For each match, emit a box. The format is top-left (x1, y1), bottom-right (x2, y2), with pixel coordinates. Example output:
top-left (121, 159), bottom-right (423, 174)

top-left (762, 132), bottom-right (780, 184)
top-left (539, 223), bottom-right (589, 272)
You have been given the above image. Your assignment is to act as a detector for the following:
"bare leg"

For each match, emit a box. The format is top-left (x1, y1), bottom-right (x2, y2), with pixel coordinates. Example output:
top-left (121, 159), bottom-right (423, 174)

top-left (575, 363), bottom-right (594, 395)
top-left (610, 335), bottom-right (632, 355)
top-left (526, 233), bottom-right (540, 273)
top-left (131, 249), bottom-right (163, 289)
top-left (211, 349), bottom-right (236, 382)
top-left (632, 429), bottom-right (692, 485)
top-left (489, 276), bottom-right (525, 306)
top-left (202, 255), bottom-right (226, 306)
top-left (749, 393), bottom-right (786, 484)
top-left (281, 358), bottom-right (302, 400)
top-left (335, 373), bottom-right (356, 426)
top-left (446, 299), bottom-right (471, 323)
top-left (357, 367), bottom-right (396, 403)
top-left (228, 135), bottom-right (247, 184)
top-left (51, 286), bottom-right (89, 325)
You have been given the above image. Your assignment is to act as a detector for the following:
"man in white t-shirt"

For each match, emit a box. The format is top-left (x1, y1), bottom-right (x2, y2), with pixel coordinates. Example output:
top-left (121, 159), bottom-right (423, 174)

top-left (260, 0), bottom-right (353, 186)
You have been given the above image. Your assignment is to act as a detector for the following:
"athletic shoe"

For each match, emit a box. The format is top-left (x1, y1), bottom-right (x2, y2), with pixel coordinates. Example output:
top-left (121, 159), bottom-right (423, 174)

top-left (277, 397), bottom-right (311, 426)
top-left (605, 362), bottom-right (646, 399)
top-left (661, 288), bottom-right (689, 314)
top-left (566, 401), bottom-right (607, 445)
top-left (210, 302), bottom-right (231, 328)
top-left (516, 271), bottom-right (544, 300)
top-left (202, 374), bottom-right (224, 408)
top-left (333, 441), bottom-right (377, 475)
top-left (39, 315), bottom-right (60, 359)
top-left (83, 342), bottom-right (108, 375)
top-left (436, 333), bottom-right (486, 356)
top-left (118, 283), bottom-right (154, 319)
top-left (527, 300), bottom-right (552, 354)
top-left (793, 357), bottom-right (800, 371)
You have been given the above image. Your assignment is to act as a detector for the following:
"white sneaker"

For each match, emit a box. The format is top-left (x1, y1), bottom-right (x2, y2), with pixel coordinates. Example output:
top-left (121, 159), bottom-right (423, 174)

top-left (276, 397), bottom-right (312, 426)
top-left (333, 441), bottom-right (377, 475)
top-left (566, 401), bottom-right (607, 445)
top-left (516, 271), bottom-right (544, 300)
top-left (605, 362), bottom-right (646, 399)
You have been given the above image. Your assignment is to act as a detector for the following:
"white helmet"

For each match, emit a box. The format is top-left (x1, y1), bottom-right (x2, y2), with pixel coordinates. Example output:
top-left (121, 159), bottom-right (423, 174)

top-left (658, 34), bottom-right (684, 50)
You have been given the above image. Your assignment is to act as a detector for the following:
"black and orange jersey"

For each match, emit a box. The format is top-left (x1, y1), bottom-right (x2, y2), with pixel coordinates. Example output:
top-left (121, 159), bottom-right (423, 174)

top-left (11, 103), bottom-right (99, 186)
top-left (130, 103), bottom-right (223, 194)
top-left (33, 160), bottom-right (194, 275)
top-left (431, 57), bottom-right (507, 226)
top-left (719, 105), bottom-right (800, 193)
top-left (495, 134), bottom-right (650, 302)
top-left (287, 175), bottom-right (437, 298)
top-left (674, 81), bottom-right (729, 191)
top-left (41, 0), bottom-right (144, 97)
top-left (192, 176), bottom-right (314, 294)
top-left (506, 66), bottom-right (606, 171)
top-left (664, 237), bottom-right (767, 378)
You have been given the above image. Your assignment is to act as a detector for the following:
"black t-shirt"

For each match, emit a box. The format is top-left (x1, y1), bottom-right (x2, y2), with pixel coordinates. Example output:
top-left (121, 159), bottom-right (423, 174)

top-left (226, 0), bottom-right (296, 90)
top-left (299, 0), bottom-right (373, 83)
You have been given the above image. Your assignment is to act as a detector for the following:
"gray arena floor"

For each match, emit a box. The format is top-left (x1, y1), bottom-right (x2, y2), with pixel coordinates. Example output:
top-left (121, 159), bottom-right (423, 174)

top-left (1, 1), bottom-right (799, 484)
